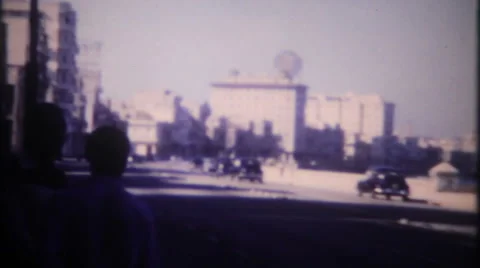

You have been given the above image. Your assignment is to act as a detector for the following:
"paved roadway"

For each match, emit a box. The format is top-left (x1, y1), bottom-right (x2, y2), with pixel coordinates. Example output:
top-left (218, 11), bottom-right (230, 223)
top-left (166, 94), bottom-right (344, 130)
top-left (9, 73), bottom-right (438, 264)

top-left (62, 160), bottom-right (477, 267)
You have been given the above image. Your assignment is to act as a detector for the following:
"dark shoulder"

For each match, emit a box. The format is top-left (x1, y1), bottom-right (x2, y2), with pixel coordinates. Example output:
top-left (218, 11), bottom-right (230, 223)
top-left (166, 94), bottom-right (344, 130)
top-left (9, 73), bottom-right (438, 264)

top-left (20, 167), bottom-right (68, 190)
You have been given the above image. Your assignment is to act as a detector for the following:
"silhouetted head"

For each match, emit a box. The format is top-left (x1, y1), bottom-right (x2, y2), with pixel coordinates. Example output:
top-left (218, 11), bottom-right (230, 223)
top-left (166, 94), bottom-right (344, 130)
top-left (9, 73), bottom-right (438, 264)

top-left (85, 126), bottom-right (130, 178)
top-left (24, 103), bottom-right (67, 164)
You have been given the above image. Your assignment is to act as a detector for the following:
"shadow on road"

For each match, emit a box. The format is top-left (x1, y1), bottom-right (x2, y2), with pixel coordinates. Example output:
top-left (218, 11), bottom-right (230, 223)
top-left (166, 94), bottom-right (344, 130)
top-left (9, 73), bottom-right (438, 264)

top-left (140, 195), bottom-right (476, 267)
top-left (60, 162), bottom-right (475, 267)
top-left (140, 194), bottom-right (477, 227)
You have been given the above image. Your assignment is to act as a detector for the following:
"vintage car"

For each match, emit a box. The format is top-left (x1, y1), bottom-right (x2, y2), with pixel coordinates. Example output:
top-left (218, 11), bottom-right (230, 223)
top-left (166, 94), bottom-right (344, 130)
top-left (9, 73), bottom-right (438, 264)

top-left (357, 166), bottom-right (410, 201)
top-left (237, 158), bottom-right (263, 183)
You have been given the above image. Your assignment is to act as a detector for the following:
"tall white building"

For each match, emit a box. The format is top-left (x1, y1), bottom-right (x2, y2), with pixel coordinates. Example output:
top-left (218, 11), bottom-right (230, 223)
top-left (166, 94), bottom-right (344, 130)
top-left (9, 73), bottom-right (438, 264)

top-left (132, 89), bottom-right (177, 123)
top-left (77, 41), bottom-right (102, 133)
top-left (3, 0), bottom-right (79, 154)
top-left (306, 92), bottom-right (395, 140)
top-left (210, 72), bottom-right (307, 155)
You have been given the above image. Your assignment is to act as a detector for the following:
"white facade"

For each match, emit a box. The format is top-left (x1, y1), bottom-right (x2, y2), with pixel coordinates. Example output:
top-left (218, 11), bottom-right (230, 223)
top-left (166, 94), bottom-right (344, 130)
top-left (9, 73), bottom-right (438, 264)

top-left (210, 73), bottom-right (307, 153)
top-left (132, 89), bottom-right (176, 123)
top-left (340, 94), bottom-right (363, 134)
top-left (305, 92), bottom-right (395, 140)
top-left (319, 96), bottom-right (342, 129)
top-left (4, 0), bottom-right (79, 115)
top-left (4, 0), bottom-right (79, 155)
top-left (126, 110), bottom-right (157, 157)
top-left (77, 41), bottom-right (102, 133)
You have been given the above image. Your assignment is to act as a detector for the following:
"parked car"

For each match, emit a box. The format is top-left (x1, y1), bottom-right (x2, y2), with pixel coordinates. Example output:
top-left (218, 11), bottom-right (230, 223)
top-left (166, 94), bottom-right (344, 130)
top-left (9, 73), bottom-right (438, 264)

top-left (237, 158), bottom-right (263, 183)
top-left (357, 166), bottom-right (410, 201)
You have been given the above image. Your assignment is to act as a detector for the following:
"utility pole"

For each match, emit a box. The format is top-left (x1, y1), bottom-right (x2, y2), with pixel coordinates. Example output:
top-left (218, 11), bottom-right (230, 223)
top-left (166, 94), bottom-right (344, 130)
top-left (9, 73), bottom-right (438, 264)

top-left (23, 0), bottom-right (40, 150)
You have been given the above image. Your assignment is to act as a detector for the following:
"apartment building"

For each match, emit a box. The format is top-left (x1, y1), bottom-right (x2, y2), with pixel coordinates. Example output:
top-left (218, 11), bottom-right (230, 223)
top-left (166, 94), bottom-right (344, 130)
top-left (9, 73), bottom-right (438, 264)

top-left (3, 0), bottom-right (79, 155)
top-left (132, 89), bottom-right (177, 123)
top-left (306, 92), bottom-right (395, 139)
top-left (2, 0), bottom-right (50, 153)
top-left (77, 41), bottom-right (102, 133)
top-left (210, 72), bottom-right (307, 156)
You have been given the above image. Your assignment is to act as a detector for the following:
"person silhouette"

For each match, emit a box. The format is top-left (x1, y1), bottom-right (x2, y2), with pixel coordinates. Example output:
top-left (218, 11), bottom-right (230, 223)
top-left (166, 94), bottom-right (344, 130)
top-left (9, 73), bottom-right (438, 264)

top-left (48, 126), bottom-right (160, 268)
top-left (0, 103), bottom-right (69, 267)
top-left (21, 103), bottom-right (68, 189)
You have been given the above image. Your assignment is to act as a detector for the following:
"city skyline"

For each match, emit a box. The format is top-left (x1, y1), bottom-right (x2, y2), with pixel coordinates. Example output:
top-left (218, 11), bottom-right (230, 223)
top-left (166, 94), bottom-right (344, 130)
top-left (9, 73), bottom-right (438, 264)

top-left (68, 0), bottom-right (476, 138)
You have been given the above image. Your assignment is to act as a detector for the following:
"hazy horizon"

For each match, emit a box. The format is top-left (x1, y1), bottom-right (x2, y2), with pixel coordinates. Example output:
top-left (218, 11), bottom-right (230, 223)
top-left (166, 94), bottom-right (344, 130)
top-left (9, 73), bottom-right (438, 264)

top-left (67, 0), bottom-right (477, 138)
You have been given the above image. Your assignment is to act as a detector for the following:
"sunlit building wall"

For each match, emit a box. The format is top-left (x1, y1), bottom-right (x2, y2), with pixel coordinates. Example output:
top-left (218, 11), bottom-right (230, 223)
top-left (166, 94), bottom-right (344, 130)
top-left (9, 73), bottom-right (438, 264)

top-left (210, 72), bottom-right (307, 155)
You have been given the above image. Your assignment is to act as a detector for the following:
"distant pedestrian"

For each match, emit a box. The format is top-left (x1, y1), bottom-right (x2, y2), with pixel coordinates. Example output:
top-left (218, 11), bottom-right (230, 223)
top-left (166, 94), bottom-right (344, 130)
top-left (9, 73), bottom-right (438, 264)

top-left (21, 103), bottom-right (68, 190)
top-left (48, 126), bottom-right (160, 268)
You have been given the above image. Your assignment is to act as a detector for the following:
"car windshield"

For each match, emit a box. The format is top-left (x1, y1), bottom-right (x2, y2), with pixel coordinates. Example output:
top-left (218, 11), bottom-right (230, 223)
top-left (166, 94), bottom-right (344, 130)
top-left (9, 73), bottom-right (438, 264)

top-left (242, 159), bottom-right (261, 171)
top-left (384, 173), bottom-right (406, 184)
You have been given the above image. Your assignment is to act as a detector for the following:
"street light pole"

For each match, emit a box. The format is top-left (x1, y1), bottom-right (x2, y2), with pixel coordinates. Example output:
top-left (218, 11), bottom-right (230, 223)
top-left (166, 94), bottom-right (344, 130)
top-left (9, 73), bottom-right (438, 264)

top-left (23, 0), bottom-right (40, 150)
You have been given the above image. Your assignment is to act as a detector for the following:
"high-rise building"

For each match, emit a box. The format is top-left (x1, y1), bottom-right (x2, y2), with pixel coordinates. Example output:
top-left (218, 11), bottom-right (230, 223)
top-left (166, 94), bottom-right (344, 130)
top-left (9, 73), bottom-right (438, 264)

top-left (77, 41), bottom-right (102, 133)
top-left (3, 0), bottom-right (79, 155)
top-left (132, 89), bottom-right (177, 123)
top-left (210, 72), bottom-right (307, 155)
top-left (2, 0), bottom-right (50, 153)
top-left (305, 92), bottom-right (395, 139)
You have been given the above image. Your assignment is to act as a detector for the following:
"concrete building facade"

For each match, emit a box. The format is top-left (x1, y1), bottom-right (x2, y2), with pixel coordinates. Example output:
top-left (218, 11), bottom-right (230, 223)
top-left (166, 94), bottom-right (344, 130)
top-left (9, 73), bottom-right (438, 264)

top-left (77, 41), bottom-right (102, 133)
top-left (126, 110), bottom-right (157, 158)
top-left (3, 0), bottom-right (50, 153)
top-left (3, 0), bottom-right (79, 155)
top-left (306, 92), bottom-right (395, 140)
top-left (210, 73), bottom-right (307, 156)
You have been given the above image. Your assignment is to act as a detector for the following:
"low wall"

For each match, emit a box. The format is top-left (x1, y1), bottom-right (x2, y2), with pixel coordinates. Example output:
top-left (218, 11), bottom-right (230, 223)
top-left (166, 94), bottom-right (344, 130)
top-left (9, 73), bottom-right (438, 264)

top-left (262, 166), bottom-right (476, 212)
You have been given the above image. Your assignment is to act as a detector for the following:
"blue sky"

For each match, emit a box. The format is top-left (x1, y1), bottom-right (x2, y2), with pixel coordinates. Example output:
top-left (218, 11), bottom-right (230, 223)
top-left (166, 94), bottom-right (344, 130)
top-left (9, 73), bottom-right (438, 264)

top-left (66, 0), bottom-right (477, 138)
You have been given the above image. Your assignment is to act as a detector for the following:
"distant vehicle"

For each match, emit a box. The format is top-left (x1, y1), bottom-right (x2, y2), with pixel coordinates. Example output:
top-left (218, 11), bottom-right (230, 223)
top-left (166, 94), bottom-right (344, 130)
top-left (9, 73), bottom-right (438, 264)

top-left (357, 166), bottom-right (410, 201)
top-left (192, 157), bottom-right (204, 170)
top-left (237, 158), bottom-right (263, 183)
top-left (130, 154), bottom-right (147, 163)
top-left (209, 158), bottom-right (235, 177)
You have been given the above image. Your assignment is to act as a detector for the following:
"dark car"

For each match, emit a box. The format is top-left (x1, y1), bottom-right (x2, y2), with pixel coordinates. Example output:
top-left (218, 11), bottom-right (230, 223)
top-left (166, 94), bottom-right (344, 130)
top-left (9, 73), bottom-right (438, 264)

top-left (237, 159), bottom-right (263, 183)
top-left (209, 158), bottom-right (235, 177)
top-left (357, 166), bottom-right (410, 201)
top-left (192, 157), bottom-right (204, 170)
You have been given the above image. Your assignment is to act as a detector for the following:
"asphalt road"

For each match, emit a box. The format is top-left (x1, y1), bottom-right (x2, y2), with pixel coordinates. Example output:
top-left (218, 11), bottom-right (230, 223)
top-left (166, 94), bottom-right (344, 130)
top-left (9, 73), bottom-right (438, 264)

top-left (62, 160), bottom-right (477, 267)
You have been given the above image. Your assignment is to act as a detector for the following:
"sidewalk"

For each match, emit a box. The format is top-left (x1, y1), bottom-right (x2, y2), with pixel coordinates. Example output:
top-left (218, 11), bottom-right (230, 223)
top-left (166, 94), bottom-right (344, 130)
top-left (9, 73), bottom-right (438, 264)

top-left (262, 166), bottom-right (477, 212)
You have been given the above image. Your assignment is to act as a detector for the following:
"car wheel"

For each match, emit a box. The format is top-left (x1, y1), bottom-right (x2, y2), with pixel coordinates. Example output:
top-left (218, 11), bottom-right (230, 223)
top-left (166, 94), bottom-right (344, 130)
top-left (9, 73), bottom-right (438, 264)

top-left (402, 196), bottom-right (409, 202)
top-left (385, 194), bottom-right (391, 200)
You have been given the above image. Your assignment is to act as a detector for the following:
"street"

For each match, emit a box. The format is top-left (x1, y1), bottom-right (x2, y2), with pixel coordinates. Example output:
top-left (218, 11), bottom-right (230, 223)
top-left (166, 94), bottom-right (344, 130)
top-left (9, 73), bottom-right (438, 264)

top-left (63, 160), bottom-right (477, 267)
